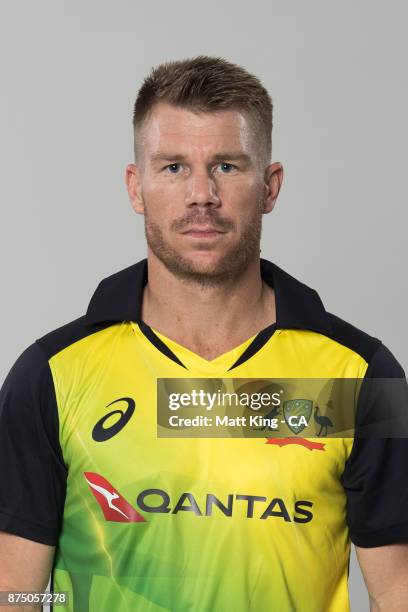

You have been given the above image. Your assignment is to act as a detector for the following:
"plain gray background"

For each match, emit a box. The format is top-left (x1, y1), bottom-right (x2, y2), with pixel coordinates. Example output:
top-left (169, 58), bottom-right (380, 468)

top-left (1, 1), bottom-right (407, 611)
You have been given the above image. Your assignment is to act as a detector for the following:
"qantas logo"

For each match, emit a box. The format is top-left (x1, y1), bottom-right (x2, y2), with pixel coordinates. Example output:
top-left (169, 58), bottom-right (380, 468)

top-left (84, 472), bottom-right (314, 523)
top-left (84, 472), bottom-right (145, 522)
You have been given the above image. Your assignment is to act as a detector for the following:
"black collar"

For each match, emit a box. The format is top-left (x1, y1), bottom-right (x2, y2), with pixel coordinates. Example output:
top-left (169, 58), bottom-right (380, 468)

top-left (84, 257), bottom-right (332, 336)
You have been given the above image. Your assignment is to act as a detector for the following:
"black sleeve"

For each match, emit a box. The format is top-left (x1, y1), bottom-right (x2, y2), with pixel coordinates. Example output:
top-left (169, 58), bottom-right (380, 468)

top-left (0, 341), bottom-right (67, 545)
top-left (340, 342), bottom-right (408, 547)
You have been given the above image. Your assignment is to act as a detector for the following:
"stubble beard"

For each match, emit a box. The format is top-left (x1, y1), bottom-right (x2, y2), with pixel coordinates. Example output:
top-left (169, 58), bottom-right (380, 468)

top-left (143, 197), bottom-right (264, 288)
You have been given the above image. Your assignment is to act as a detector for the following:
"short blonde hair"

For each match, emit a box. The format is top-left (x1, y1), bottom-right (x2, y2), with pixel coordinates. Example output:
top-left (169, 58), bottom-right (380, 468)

top-left (132, 55), bottom-right (273, 166)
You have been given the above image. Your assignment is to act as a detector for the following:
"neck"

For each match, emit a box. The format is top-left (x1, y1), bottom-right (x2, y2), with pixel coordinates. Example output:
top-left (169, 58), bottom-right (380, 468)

top-left (140, 252), bottom-right (276, 360)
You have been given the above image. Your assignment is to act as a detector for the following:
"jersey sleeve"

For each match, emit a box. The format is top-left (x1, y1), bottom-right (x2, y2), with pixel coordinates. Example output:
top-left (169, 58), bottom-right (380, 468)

top-left (340, 342), bottom-right (408, 547)
top-left (0, 341), bottom-right (67, 545)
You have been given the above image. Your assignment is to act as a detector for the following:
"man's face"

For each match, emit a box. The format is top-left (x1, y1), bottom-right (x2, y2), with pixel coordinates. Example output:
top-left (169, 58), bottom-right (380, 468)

top-left (127, 102), bottom-right (281, 286)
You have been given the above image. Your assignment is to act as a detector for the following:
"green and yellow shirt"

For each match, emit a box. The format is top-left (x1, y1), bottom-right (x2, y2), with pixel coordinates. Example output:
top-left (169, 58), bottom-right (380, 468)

top-left (0, 257), bottom-right (407, 611)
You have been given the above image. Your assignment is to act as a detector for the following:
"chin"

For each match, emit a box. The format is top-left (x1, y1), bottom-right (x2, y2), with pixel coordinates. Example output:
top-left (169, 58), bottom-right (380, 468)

top-left (181, 252), bottom-right (227, 272)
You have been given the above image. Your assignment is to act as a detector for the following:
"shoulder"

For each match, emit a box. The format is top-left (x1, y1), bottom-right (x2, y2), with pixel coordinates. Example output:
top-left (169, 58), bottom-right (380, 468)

top-left (325, 311), bottom-right (405, 377)
top-left (1, 315), bottom-right (113, 399)
top-left (35, 315), bottom-right (112, 361)
top-left (0, 341), bottom-right (49, 400)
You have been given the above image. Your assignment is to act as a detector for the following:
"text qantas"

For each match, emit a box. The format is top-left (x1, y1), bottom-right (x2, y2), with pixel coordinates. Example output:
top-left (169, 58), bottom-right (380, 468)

top-left (85, 473), bottom-right (314, 523)
top-left (137, 489), bottom-right (313, 522)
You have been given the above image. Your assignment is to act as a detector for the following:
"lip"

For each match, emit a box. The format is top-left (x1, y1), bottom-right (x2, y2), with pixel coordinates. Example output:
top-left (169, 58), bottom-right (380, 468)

top-left (182, 227), bottom-right (225, 237)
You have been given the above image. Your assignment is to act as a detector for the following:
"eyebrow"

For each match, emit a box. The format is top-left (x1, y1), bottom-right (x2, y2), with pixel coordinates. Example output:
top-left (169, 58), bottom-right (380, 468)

top-left (149, 151), bottom-right (252, 164)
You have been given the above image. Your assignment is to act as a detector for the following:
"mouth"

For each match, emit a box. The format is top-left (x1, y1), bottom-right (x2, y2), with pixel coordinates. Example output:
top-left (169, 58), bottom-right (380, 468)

top-left (181, 227), bottom-right (226, 238)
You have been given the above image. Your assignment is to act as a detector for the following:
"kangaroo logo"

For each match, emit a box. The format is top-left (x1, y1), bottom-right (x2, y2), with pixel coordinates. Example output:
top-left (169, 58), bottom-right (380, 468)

top-left (84, 472), bottom-right (146, 522)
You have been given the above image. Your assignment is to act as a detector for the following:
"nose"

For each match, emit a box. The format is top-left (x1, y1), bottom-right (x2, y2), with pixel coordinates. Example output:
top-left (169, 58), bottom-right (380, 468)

top-left (184, 170), bottom-right (221, 208)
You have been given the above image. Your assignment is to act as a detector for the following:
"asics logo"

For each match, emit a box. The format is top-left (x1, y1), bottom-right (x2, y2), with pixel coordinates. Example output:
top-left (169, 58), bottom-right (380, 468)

top-left (92, 397), bottom-right (136, 442)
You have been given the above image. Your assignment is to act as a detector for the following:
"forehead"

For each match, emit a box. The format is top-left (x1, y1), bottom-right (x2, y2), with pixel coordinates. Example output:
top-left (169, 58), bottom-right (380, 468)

top-left (141, 102), bottom-right (255, 156)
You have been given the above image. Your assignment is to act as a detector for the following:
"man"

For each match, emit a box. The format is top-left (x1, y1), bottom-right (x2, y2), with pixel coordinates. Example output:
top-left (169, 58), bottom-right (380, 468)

top-left (0, 55), bottom-right (407, 612)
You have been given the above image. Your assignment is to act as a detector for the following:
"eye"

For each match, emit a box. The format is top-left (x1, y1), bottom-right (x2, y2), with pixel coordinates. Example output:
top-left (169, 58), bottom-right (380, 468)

top-left (218, 162), bottom-right (237, 173)
top-left (164, 163), bottom-right (182, 173)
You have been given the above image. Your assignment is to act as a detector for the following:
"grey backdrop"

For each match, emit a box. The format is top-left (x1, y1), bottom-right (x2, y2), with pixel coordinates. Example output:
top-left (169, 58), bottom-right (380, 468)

top-left (1, 2), bottom-right (407, 611)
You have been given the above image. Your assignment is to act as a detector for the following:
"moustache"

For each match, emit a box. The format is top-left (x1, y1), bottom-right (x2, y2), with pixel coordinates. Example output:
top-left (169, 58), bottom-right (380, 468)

top-left (173, 214), bottom-right (234, 232)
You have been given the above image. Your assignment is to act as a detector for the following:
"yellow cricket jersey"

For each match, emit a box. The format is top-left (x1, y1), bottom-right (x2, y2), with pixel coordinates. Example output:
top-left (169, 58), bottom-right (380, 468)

top-left (0, 257), bottom-right (407, 612)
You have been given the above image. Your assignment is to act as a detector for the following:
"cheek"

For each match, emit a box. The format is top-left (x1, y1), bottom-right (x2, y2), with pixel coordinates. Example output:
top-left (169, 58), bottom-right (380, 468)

top-left (143, 178), bottom-right (182, 209)
top-left (142, 183), bottom-right (181, 231)
top-left (219, 179), bottom-right (263, 211)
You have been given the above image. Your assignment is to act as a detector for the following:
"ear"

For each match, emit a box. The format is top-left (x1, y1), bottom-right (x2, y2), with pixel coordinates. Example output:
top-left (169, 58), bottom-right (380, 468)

top-left (263, 162), bottom-right (284, 214)
top-left (125, 163), bottom-right (145, 214)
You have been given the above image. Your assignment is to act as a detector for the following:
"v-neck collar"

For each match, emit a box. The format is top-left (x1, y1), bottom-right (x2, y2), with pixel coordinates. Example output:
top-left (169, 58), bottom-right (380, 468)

top-left (135, 319), bottom-right (278, 373)
top-left (85, 257), bottom-right (333, 372)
